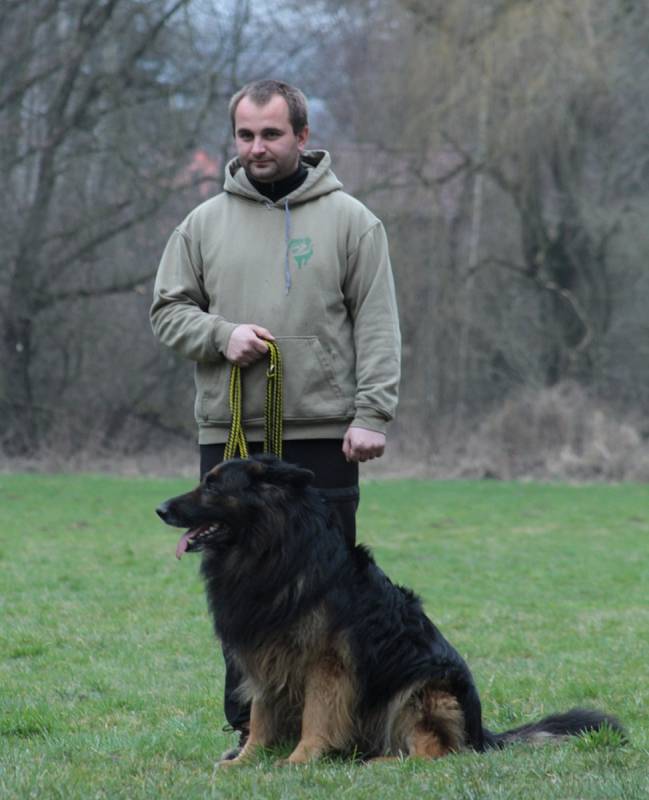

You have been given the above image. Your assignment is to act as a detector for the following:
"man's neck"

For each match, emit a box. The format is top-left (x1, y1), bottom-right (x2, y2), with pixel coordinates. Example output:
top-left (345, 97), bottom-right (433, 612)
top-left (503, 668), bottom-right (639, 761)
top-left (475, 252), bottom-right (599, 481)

top-left (247, 162), bottom-right (308, 203)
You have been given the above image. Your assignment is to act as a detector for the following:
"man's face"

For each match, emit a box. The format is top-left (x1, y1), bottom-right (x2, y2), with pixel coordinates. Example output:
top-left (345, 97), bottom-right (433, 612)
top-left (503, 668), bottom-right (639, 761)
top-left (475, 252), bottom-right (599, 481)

top-left (234, 94), bottom-right (309, 183)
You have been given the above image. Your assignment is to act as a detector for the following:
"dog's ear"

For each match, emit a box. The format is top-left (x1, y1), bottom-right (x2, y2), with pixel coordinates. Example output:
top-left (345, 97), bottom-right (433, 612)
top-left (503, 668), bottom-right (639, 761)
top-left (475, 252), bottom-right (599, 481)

top-left (280, 463), bottom-right (315, 488)
top-left (249, 456), bottom-right (314, 488)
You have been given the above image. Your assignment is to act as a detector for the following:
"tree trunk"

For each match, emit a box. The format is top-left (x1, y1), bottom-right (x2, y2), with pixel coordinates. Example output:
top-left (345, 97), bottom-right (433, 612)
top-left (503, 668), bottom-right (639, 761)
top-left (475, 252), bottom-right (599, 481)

top-left (1, 300), bottom-right (38, 455)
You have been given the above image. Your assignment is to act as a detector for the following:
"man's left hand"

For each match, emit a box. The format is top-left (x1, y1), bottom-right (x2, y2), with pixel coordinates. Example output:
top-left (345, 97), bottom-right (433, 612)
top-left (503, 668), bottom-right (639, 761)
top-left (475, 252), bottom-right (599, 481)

top-left (342, 427), bottom-right (386, 463)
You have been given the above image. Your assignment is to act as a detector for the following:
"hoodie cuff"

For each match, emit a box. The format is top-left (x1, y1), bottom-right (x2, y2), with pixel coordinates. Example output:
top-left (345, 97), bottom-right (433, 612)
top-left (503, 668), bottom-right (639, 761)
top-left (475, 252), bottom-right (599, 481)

top-left (212, 320), bottom-right (239, 358)
top-left (349, 408), bottom-right (391, 435)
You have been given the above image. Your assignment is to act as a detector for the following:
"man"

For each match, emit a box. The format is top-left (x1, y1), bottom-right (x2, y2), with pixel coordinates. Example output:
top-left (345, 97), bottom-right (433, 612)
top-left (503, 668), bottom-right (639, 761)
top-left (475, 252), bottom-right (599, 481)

top-left (151, 79), bottom-right (401, 752)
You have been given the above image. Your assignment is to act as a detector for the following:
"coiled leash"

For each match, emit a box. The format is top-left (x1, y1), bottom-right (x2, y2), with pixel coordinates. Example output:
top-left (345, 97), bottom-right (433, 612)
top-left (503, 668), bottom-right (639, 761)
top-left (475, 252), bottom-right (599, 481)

top-left (224, 341), bottom-right (283, 460)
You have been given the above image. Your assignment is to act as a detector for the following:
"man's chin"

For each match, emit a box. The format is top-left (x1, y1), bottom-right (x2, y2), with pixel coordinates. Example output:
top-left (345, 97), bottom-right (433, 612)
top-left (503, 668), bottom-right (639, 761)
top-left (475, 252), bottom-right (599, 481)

top-left (247, 163), bottom-right (278, 182)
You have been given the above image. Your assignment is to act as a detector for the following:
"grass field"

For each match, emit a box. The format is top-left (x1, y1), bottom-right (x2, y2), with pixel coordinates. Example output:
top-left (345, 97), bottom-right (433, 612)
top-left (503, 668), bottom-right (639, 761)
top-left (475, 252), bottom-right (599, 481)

top-left (1, 473), bottom-right (647, 799)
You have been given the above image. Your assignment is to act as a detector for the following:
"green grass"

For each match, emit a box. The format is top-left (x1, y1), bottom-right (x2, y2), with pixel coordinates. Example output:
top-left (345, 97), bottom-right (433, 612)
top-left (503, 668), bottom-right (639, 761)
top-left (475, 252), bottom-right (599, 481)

top-left (1, 474), bottom-right (647, 799)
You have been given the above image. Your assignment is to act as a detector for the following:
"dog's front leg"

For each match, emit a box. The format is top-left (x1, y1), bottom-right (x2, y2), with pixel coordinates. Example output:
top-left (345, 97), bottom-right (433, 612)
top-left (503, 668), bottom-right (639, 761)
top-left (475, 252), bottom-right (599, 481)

top-left (218, 697), bottom-right (272, 768)
top-left (283, 653), bottom-right (354, 765)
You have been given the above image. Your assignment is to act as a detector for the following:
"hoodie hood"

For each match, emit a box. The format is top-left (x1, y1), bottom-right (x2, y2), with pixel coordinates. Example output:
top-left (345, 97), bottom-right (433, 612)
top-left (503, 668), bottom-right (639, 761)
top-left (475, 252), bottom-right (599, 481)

top-left (224, 150), bottom-right (344, 293)
top-left (223, 149), bottom-right (343, 206)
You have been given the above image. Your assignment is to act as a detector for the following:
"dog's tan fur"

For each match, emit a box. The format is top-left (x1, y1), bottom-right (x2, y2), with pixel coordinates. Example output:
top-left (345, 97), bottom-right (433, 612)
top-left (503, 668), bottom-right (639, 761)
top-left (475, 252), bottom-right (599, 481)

top-left (219, 602), bottom-right (465, 766)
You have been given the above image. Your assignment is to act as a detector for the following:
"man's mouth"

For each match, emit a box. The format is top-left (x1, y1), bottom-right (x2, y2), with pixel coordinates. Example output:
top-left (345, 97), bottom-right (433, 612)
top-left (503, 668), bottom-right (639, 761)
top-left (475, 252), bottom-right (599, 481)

top-left (175, 523), bottom-right (221, 559)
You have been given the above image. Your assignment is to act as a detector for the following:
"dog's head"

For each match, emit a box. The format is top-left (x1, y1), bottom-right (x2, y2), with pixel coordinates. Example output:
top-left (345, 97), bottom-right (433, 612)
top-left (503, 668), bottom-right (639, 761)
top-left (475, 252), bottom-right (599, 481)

top-left (156, 455), bottom-right (315, 558)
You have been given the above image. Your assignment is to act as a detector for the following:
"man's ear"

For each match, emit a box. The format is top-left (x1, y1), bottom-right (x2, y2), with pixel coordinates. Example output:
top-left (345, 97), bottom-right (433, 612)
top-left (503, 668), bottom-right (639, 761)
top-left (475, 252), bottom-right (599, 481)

top-left (297, 125), bottom-right (309, 151)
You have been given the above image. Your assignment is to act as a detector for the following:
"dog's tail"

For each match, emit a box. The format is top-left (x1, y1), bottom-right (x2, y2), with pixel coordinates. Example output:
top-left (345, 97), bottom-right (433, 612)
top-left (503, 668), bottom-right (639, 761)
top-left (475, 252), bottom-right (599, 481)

top-left (484, 707), bottom-right (626, 749)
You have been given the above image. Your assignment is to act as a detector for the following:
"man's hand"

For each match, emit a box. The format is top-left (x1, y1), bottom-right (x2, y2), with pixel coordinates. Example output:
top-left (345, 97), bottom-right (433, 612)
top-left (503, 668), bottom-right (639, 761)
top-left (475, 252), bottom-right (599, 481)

top-left (342, 426), bottom-right (386, 463)
top-left (225, 324), bottom-right (274, 366)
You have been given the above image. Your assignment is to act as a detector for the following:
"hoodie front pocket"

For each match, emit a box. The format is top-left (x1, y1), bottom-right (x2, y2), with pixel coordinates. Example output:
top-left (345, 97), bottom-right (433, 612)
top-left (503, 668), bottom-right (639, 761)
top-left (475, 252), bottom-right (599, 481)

top-left (196, 335), bottom-right (353, 424)
top-left (275, 336), bottom-right (352, 421)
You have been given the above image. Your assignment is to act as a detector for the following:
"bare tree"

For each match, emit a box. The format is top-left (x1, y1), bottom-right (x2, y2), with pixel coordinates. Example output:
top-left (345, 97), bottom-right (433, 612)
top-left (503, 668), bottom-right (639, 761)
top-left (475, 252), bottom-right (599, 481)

top-left (1, 0), bottom-right (211, 452)
top-left (0, 0), bottom-right (344, 457)
top-left (319, 0), bottom-right (649, 449)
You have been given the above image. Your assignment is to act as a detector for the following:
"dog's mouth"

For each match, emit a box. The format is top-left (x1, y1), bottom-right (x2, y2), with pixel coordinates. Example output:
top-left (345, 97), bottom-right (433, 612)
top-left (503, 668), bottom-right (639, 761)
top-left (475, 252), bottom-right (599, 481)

top-left (175, 523), bottom-right (222, 559)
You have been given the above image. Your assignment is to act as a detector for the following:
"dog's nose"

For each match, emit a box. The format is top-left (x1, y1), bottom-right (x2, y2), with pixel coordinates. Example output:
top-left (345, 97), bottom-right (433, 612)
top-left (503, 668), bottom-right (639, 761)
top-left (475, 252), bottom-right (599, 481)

top-left (156, 501), bottom-right (171, 522)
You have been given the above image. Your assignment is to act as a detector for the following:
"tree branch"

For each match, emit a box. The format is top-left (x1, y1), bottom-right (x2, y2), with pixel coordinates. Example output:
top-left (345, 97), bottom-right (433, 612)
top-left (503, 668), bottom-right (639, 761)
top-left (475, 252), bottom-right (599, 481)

top-left (38, 271), bottom-right (158, 309)
top-left (482, 256), bottom-right (593, 354)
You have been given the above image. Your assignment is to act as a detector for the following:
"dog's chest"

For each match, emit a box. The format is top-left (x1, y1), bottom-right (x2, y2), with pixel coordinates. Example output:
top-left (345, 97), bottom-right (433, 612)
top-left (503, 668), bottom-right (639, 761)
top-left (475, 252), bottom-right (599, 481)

top-left (239, 606), bottom-right (331, 696)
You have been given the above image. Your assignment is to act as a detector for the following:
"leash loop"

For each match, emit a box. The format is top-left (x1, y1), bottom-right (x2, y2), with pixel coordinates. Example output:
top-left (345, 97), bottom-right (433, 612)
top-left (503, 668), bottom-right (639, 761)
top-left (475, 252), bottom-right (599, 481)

top-left (224, 342), bottom-right (283, 460)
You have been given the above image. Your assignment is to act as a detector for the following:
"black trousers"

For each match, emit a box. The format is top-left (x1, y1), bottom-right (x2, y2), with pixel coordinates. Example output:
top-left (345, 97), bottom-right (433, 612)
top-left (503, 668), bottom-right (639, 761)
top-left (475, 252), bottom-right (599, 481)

top-left (199, 439), bottom-right (359, 731)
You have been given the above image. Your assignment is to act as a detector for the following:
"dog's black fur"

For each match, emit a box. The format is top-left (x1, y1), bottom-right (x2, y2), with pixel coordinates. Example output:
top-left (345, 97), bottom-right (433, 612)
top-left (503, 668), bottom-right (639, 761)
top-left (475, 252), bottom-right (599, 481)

top-left (156, 455), bottom-right (623, 765)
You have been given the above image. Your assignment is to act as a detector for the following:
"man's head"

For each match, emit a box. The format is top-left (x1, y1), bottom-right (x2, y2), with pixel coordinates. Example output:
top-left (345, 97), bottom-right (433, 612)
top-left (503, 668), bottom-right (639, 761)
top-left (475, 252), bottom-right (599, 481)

top-left (229, 80), bottom-right (310, 183)
top-left (229, 80), bottom-right (309, 135)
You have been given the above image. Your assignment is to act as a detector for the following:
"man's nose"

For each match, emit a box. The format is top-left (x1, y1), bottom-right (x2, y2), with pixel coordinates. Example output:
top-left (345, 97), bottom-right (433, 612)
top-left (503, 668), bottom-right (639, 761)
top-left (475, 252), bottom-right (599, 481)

top-left (251, 137), bottom-right (266, 154)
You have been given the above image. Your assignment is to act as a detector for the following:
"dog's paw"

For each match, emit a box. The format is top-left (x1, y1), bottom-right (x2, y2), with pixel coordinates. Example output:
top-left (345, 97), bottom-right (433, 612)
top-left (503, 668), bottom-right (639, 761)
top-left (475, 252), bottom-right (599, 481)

top-left (219, 745), bottom-right (243, 762)
top-left (276, 753), bottom-right (320, 767)
top-left (217, 756), bottom-right (248, 769)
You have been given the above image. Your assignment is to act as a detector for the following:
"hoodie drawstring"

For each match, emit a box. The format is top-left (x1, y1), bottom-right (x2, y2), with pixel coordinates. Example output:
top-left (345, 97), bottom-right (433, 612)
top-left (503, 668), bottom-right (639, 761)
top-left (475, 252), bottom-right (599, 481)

top-left (284, 197), bottom-right (292, 295)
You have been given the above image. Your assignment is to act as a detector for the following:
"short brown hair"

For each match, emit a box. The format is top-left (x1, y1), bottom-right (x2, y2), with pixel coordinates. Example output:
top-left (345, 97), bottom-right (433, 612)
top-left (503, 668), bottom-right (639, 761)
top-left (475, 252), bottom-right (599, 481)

top-left (229, 80), bottom-right (309, 135)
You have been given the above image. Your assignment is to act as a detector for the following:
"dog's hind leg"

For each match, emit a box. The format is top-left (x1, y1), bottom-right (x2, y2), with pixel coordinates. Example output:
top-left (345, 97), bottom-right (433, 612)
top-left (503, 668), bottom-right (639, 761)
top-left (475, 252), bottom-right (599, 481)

top-left (364, 727), bottom-right (452, 763)
top-left (282, 652), bottom-right (355, 765)
top-left (407, 724), bottom-right (453, 758)
top-left (367, 688), bottom-right (464, 762)
top-left (218, 697), bottom-right (273, 768)
top-left (406, 690), bottom-right (465, 759)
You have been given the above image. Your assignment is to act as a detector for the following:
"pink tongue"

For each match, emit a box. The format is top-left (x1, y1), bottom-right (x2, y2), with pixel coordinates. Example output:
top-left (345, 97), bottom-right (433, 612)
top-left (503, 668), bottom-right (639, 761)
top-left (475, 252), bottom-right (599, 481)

top-left (176, 530), bottom-right (196, 560)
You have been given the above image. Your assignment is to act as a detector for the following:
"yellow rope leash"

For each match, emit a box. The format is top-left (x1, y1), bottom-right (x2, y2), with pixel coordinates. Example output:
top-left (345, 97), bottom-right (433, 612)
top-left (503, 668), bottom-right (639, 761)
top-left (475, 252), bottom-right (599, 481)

top-left (224, 341), bottom-right (283, 460)
top-left (264, 341), bottom-right (283, 458)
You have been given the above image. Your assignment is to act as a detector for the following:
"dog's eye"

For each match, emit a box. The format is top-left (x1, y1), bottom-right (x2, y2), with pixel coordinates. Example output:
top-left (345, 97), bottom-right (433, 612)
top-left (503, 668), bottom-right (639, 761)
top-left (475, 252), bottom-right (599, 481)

top-left (204, 473), bottom-right (220, 491)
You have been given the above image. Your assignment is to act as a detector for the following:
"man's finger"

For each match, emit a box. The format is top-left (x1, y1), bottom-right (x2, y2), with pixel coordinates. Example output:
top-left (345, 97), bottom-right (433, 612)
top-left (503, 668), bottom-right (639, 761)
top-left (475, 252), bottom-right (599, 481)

top-left (342, 433), bottom-right (353, 462)
top-left (251, 337), bottom-right (269, 354)
top-left (250, 325), bottom-right (275, 341)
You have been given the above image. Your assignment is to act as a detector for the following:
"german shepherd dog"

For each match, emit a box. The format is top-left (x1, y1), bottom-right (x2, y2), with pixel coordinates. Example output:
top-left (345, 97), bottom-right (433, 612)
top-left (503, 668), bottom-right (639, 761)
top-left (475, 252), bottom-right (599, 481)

top-left (156, 455), bottom-right (623, 766)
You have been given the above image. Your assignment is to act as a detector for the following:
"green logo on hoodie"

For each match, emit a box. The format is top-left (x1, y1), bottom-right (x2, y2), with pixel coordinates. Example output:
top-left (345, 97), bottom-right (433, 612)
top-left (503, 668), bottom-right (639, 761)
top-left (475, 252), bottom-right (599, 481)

top-left (288, 237), bottom-right (313, 268)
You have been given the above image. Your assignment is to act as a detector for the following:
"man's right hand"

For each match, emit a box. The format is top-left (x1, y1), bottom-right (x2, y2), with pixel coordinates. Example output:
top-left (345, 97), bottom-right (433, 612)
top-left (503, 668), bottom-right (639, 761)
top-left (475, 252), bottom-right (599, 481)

top-left (225, 324), bottom-right (274, 367)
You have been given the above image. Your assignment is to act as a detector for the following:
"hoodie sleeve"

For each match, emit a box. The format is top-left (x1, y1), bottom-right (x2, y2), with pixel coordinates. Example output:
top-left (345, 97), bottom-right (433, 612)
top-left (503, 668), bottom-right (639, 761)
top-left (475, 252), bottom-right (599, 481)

top-left (344, 221), bottom-right (401, 433)
top-left (150, 227), bottom-right (238, 363)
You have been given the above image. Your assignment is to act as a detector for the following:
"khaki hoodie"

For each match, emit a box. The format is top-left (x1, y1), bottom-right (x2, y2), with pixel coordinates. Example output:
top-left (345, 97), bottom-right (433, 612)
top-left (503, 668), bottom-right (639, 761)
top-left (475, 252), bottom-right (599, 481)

top-left (151, 150), bottom-right (401, 444)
